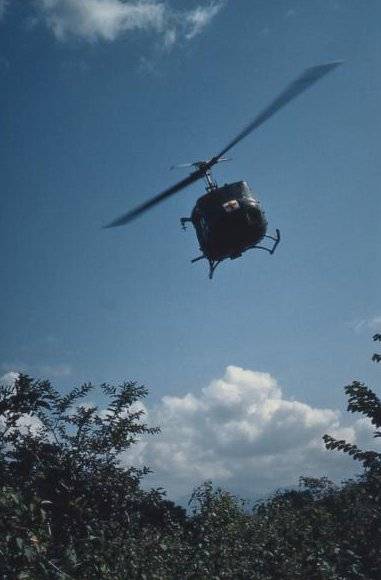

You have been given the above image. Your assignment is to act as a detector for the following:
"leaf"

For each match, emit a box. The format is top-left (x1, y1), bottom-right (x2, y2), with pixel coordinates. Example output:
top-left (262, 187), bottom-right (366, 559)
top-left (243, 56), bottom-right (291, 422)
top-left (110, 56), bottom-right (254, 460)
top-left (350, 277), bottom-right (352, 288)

top-left (24, 546), bottom-right (34, 562)
top-left (16, 537), bottom-right (24, 550)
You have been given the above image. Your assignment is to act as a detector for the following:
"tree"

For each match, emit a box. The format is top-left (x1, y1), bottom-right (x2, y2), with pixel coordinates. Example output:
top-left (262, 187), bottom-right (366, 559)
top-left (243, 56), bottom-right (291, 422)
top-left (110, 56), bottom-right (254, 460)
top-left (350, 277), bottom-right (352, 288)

top-left (322, 337), bottom-right (381, 578)
top-left (372, 333), bottom-right (381, 363)
top-left (323, 335), bottom-right (381, 470)
top-left (2, 343), bottom-right (380, 579)
top-left (0, 374), bottom-right (184, 578)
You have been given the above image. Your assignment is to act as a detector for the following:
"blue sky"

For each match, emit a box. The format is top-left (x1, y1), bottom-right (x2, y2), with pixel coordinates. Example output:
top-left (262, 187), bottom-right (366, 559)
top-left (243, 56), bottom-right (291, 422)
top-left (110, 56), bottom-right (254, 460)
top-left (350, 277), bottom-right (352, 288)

top-left (1, 0), bottom-right (380, 499)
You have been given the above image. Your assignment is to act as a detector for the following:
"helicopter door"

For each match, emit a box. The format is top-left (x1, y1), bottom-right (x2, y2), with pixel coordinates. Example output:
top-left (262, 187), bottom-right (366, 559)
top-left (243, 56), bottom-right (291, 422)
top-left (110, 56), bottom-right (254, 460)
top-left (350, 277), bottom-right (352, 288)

top-left (194, 216), bottom-right (210, 250)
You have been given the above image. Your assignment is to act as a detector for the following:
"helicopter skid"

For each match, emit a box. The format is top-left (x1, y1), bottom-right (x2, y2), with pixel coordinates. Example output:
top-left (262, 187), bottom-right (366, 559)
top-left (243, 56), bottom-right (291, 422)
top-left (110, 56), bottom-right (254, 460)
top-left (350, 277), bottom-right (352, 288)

top-left (191, 229), bottom-right (280, 279)
top-left (190, 255), bottom-right (221, 279)
top-left (252, 228), bottom-right (281, 255)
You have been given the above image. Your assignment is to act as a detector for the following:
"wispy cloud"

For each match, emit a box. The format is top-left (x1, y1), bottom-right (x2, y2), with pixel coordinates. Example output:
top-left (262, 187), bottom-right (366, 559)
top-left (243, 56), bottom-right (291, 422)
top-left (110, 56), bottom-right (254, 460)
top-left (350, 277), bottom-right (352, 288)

top-left (351, 315), bottom-right (381, 333)
top-left (184, 2), bottom-right (225, 40)
top-left (285, 8), bottom-right (296, 19)
top-left (35, 0), bottom-right (165, 41)
top-left (124, 366), bottom-right (379, 499)
top-left (369, 315), bottom-right (381, 330)
top-left (1, 362), bottom-right (72, 379)
top-left (37, 363), bottom-right (72, 377)
top-left (0, 0), bottom-right (8, 20)
top-left (258, 26), bottom-right (270, 38)
top-left (163, 27), bottom-right (176, 49)
top-left (32, 0), bottom-right (225, 45)
top-left (0, 55), bottom-right (10, 70)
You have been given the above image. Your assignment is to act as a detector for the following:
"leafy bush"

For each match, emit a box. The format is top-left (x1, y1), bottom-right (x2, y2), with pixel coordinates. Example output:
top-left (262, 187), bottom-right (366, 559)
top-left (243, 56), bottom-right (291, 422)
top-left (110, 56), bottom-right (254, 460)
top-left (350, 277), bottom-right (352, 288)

top-left (0, 375), bottom-right (185, 578)
top-left (1, 347), bottom-right (380, 578)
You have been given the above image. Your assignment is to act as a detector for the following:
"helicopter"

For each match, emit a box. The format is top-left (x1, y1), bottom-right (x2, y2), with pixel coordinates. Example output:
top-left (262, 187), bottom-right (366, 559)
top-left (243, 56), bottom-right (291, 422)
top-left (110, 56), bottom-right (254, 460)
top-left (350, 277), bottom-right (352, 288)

top-left (106, 61), bottom-right (342, 279)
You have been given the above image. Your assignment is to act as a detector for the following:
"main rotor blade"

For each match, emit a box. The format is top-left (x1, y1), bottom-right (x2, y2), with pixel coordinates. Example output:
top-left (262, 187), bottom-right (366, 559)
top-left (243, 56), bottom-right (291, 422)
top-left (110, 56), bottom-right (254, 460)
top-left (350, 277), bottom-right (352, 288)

top-left (104, 167), bottom-right (204, 228)
top-left (210, 61), bottom-right (342, 165)
top-left (170, 162), bottom-right (195, 170)
top-left (106, 62), bottom-right (342, 228)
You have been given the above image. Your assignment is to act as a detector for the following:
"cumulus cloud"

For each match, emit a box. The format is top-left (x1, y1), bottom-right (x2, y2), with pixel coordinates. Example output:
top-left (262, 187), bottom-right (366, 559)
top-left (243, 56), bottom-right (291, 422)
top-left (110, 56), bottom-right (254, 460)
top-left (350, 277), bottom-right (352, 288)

top-left (33, 0), bottom-right (225, 44)
top-left (124, 366), bottom-right (379, 499)
top-left (0, 371), bottom-right (19, 387)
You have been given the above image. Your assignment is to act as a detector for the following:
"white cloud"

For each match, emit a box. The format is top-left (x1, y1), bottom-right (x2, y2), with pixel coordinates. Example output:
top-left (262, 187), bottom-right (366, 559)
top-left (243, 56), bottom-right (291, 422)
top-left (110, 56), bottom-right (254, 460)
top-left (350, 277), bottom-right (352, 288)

top-left (33, 0), bottom-right (225, 44)
top-left (13, 412), bottom-right (43, 435)
top-left (163, 27), bottom-right (176, 49)
top-left (0, 371), bottom-right (19, 387)
top-left (184, 2), bottom-right (225, 40)
top-left (3, 366), bottom-right (374, 502)
top-left (124, 366), bottom-right (380, 500)
top-left (35, 0), bottom-right (165, 41)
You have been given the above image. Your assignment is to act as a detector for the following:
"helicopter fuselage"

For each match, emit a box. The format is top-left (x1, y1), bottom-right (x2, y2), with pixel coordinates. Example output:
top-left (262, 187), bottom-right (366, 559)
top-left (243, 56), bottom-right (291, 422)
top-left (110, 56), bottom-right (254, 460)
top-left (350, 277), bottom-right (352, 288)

top-left (190, 181), bottom-right (268, 261)
top-left (107, 62), bottom-right (341, 278)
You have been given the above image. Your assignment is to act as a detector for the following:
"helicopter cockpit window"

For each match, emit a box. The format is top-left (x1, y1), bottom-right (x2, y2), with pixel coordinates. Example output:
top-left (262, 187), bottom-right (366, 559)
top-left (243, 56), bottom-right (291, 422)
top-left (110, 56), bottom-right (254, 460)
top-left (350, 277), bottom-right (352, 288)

top-left (247, 198), bottom-right (260, 207)
top-left (223, 200), bottom-right (240, 213)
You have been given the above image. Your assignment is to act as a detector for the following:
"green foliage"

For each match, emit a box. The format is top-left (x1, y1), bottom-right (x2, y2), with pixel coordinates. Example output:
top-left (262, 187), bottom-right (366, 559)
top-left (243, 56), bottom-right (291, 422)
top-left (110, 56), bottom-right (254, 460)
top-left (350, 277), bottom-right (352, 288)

top-left (1, 359), bottom-right (380, 579)
top-left (323, 380), bottom-right (381, 469)
top-left (321, 344), bottom-right (381, 579)
top-left (372, 333), bottom-right (381, 363)
top-left (186, 482), bottom-right (252, 578)
top-left (0, 374), bottom-right (185, 578)
top-left (0, 487), bottom-right (52, 578)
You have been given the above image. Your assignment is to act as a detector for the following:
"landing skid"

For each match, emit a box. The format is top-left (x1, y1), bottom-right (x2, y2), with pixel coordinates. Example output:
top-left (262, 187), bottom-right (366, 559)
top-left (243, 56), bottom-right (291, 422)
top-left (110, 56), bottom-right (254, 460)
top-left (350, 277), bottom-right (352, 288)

top-left (191, 255), bottom-right (222, 279)
top-left (190, 229), bottom-right (280, 279)
top-left (182, 215), bottom-right (280, 279)
top-left (250, 229), bottom-right (281, 255)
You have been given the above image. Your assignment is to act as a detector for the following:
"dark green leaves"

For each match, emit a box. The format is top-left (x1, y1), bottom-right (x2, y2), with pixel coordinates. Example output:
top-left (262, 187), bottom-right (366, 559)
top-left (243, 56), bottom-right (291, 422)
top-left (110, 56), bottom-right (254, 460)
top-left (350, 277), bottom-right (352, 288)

top-left (1, 364), bottom-right (380, 579)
